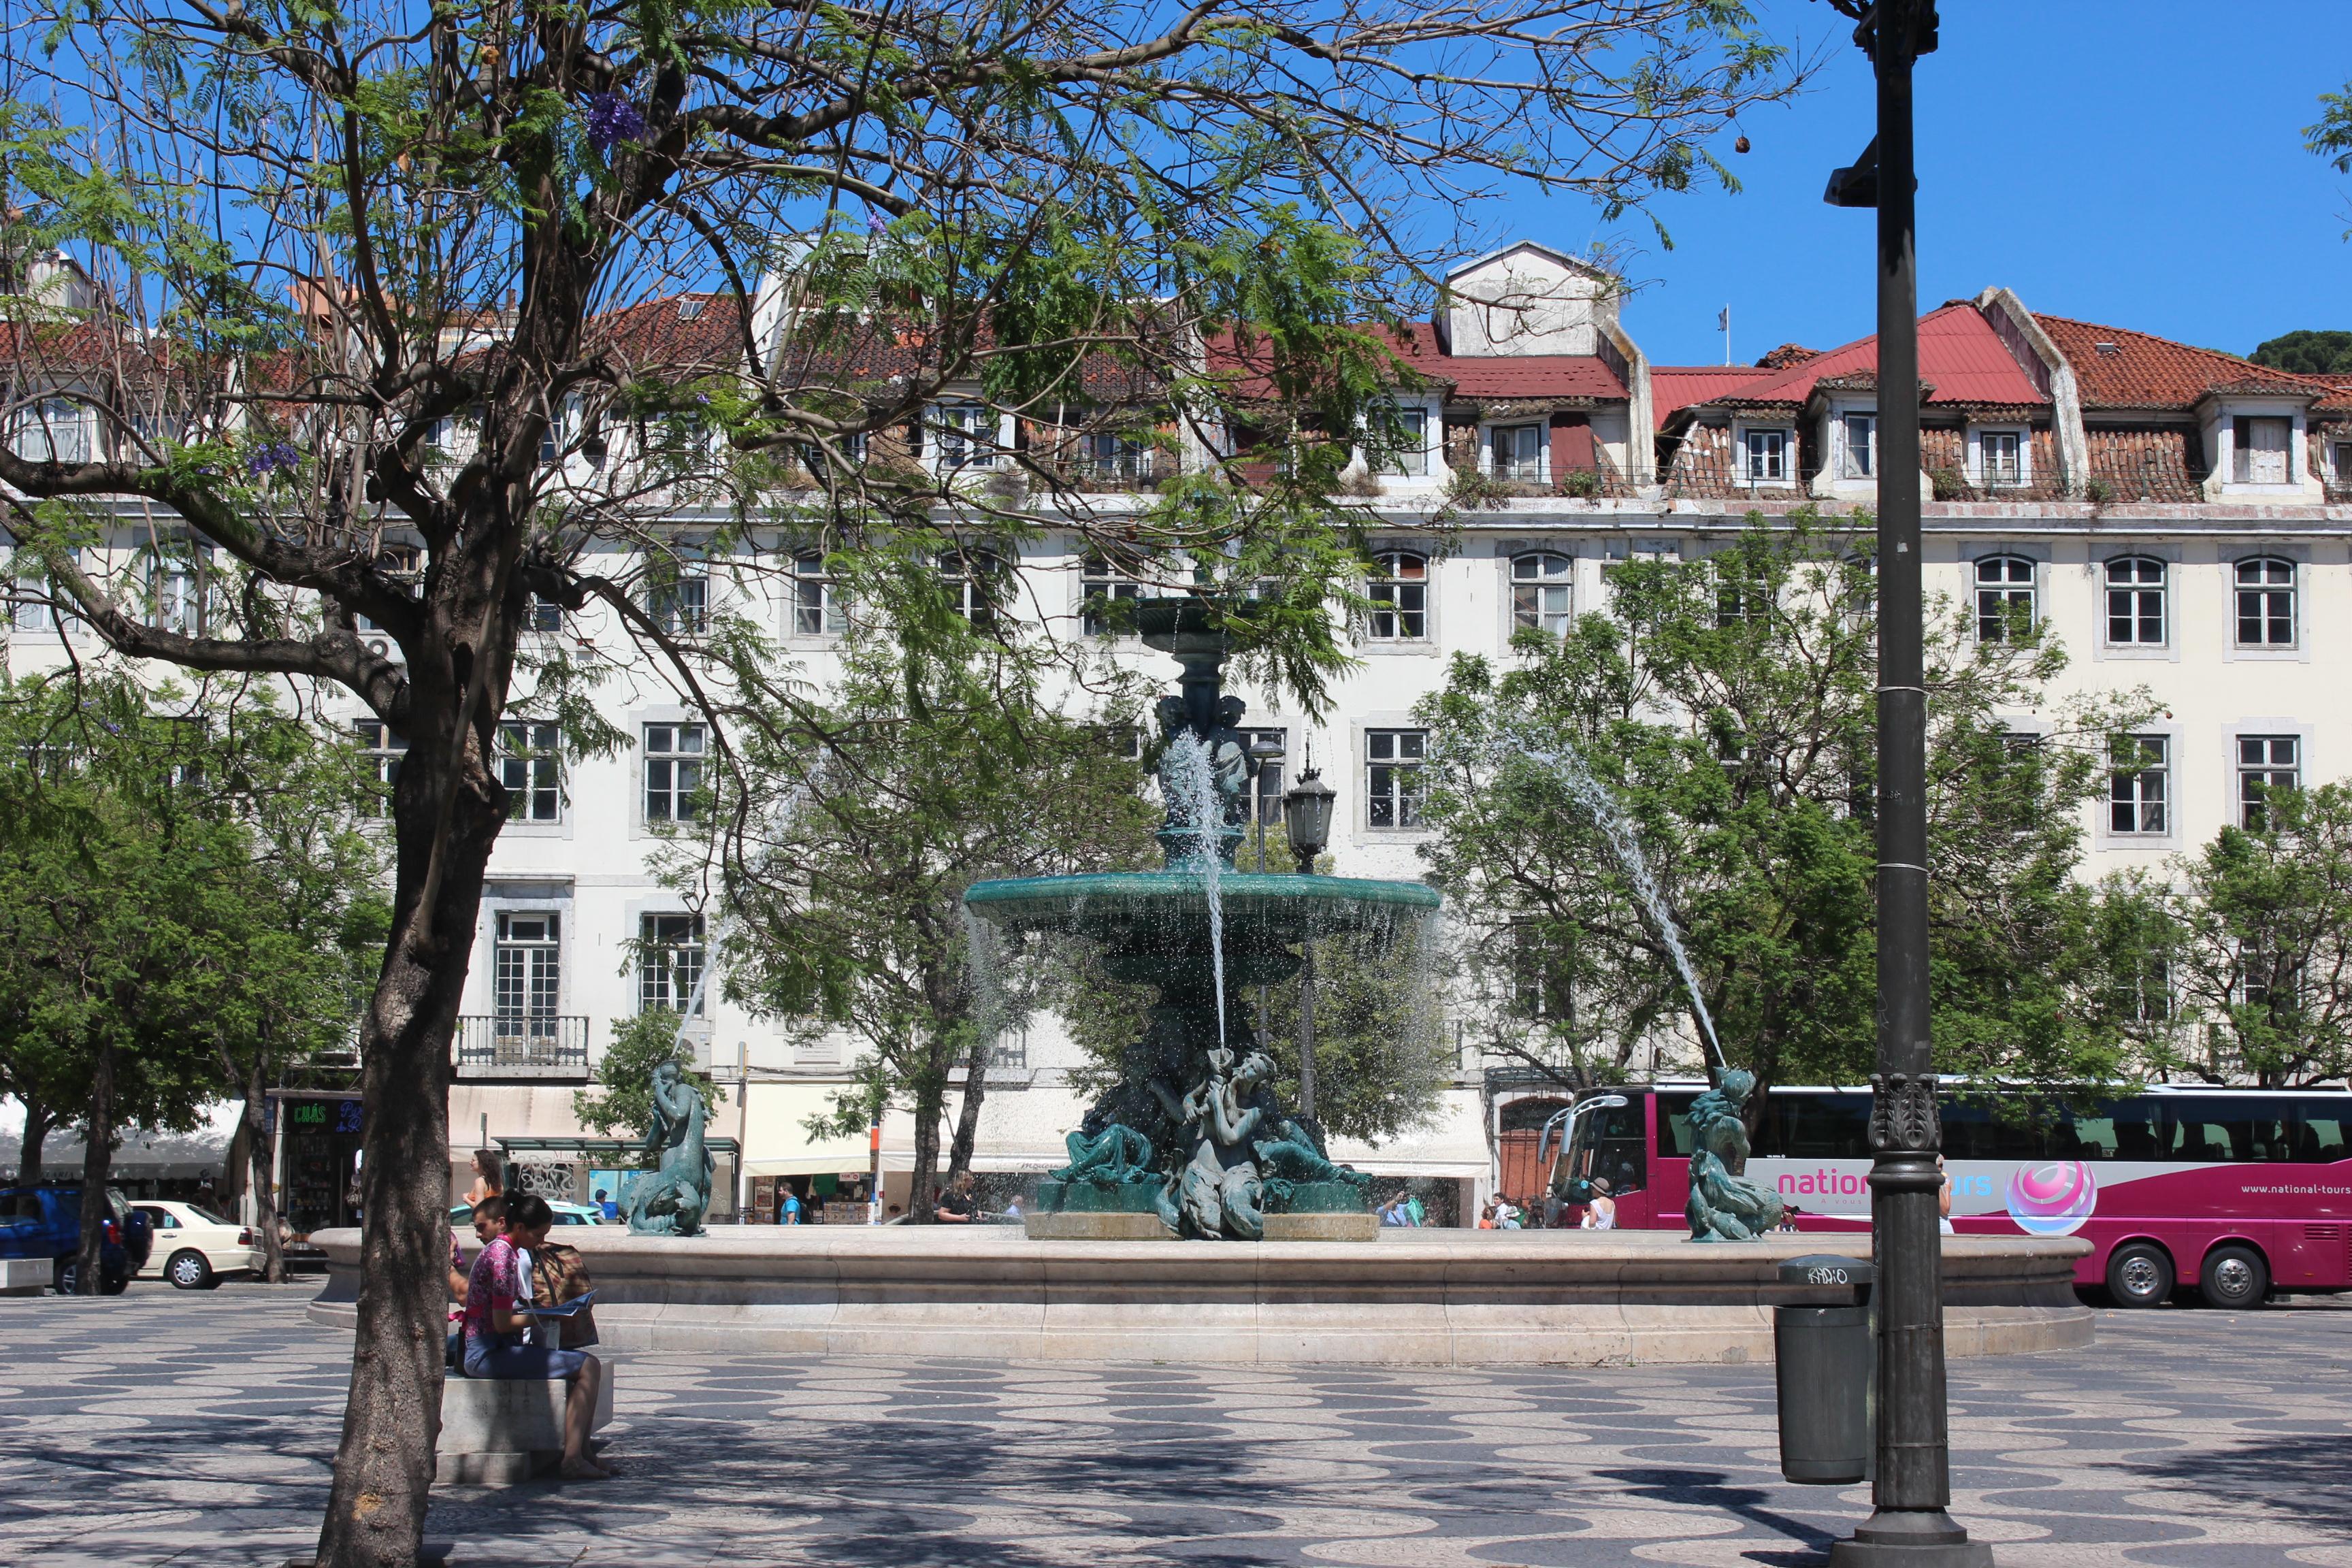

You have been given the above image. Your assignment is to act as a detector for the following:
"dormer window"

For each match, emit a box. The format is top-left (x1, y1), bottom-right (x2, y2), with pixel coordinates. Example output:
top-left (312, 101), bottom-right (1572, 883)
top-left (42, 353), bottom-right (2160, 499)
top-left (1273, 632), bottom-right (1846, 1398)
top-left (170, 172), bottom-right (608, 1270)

top-left (1489, 422), bottom-right (1544, 482)
top-left (1979, 429), bottom-right (2025, 487)
top-left (1740, 427), bottom-right (1791, 484)
top-left (1839, 413), bottom-right (1876, 479)
top-left (2234, 416), bottom-right (2291, 484)
top-left (1375, 405), bottom-right (1432, 477)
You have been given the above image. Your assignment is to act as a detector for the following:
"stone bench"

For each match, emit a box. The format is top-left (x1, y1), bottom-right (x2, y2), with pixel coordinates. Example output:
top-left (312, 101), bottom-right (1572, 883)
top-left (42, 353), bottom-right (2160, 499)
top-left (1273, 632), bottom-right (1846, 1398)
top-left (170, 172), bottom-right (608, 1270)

top-left (436, 1367), bottom-right (615, 1485)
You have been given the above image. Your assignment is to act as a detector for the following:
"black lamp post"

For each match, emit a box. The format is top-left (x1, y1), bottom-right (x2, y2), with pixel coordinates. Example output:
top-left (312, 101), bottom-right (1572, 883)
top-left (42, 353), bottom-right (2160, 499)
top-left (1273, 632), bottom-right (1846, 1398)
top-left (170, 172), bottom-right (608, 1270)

top-left (1823, 3), bottom-right (1986, 1565)
top-left (1282, 768), bottom-right (1336, 1118)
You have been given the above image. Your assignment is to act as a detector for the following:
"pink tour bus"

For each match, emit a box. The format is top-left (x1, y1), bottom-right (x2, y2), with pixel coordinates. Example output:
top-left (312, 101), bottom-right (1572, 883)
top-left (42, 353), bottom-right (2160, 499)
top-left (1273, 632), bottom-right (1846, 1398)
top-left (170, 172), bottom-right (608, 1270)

top-left (1547, 1081), bottom-right (2352, 1309)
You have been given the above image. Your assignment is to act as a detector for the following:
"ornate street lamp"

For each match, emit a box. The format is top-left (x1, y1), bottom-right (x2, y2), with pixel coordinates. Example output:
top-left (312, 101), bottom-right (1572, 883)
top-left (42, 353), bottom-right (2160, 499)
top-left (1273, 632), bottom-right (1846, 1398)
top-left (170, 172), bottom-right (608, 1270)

top-left (1281, 768), bottom-right (1337, 1118)
top-left (1281, 768), bottom-right (1335, 876)
top-left (1823, 4), bottom-right (1984, 1565)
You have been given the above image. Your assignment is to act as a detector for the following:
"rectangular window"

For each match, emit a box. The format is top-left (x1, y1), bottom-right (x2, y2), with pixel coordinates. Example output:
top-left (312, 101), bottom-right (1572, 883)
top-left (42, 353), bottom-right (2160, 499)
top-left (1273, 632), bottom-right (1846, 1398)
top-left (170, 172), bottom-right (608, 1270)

top-left (644, 723), bottom-right (706, 822)
top-left (1079, 553), bottom-right (1142, 636)
top-left (2234, 416), bottom-right (2291, 483)
top-left (1492, 423), bottom-right (1544, 481)
top-left (2109, 734), bottom-right (2169, 836)
top-left (647, 574), bottom-right (708, 636)
top-left (936, 404), bottom-right (996, 470)
top-left (353, 720), bottom-right (406, 817)
top-left (496, 721), bottom-right (561, 821)
top-left (150, 563), bottom-right (201, 635)
top-left (1382, 407), bottom-right (1430, 476)
top-left (1742, 428), bottom-right (1788, 483)
top-left (1366, 728), bottom-right (1427, 828)
top-left (2234, 557), bottom-right (2296, 647)
top-left (1840, 413), bottom-right (1876, 478)
top-left (10, 397), bottom-right (89, 463)
top-left (638, 913), bottom-right (706, 1015)
top-left (493, 912), bottom-right (561, 1038)
top-left (1980, 429), bottom-right (2024, 487)
top-left (1083, 430), bottom-right (1148, 481)
top-left (2334, 441), bottom-right (2352, 483)
top-left (793, 552), bottom-right (845, 636)
top-left (1367, 552), bottom-right (1428, 640)
top-left (10, 567), bottom-right (52, 632)
top-left (2238, 734), bottom-right (2300, 830)
top-left (525, 594), bottom-right (561, 634)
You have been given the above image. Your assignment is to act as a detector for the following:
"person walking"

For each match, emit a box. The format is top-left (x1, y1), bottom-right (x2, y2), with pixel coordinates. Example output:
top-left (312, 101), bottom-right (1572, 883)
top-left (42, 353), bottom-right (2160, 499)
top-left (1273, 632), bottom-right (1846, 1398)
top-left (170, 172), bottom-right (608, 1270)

top-left (934, 1171), bottom-right (978, 1223)
top-left (1580, 1178), bottom-right (1616, 1230)
top-left (779, 1183), bottom-right (802, 1225)
top-left (463, 1149), bottom-right (504, 1208)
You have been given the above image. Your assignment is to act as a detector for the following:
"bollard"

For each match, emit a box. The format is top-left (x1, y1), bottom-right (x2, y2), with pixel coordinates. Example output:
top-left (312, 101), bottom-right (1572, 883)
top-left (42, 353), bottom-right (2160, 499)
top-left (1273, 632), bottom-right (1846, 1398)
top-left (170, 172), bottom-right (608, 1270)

top-left (1775, 1254), bottom-right (1875, 1485)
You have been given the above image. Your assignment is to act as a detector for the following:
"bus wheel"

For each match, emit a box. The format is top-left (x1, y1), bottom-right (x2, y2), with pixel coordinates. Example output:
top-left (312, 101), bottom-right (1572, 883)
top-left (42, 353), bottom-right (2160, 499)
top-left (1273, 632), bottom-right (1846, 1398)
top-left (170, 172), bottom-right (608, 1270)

top-left (2200, 1245), bottom-right (2268, 1309)
top-left (2106, 1241), bottom-right (2173, 1308)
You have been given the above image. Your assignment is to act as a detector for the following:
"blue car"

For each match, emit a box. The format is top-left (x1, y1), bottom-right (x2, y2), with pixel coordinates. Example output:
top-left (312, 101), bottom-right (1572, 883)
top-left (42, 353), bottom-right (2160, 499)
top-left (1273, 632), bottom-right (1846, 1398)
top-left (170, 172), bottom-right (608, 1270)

top-left (0, 1186), bottom-right (156, 1294)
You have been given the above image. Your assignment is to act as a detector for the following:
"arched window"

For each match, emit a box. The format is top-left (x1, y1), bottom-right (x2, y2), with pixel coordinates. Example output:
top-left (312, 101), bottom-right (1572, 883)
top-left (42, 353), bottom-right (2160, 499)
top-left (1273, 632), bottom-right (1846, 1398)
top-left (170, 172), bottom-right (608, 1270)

top-left (2234, 557), bottom-right (2296, 648)
top-left (1367, 551), bottom-right (1428, 640)
top-left (2104, 555), bottom-right (2166, 647)
top-left (1974, 555), bottom-right (2036, 642)
top-left (1511, 553), bottom-right (1573, 636)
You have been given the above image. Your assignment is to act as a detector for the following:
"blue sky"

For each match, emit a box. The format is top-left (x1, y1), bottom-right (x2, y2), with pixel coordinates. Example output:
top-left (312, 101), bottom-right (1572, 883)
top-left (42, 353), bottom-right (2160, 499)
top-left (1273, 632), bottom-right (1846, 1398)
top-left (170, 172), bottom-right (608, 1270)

top-left (1498, 0), bottom-right (2352, 368)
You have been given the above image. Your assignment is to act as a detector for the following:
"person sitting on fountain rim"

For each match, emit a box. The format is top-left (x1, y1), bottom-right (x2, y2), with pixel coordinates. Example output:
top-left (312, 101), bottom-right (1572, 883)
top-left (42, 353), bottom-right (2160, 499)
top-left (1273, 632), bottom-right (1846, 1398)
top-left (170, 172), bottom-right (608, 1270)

top-left (935, 1171), bottom-right (979, 1223)
top-left (459, 1192), bottom-right (611, 1481)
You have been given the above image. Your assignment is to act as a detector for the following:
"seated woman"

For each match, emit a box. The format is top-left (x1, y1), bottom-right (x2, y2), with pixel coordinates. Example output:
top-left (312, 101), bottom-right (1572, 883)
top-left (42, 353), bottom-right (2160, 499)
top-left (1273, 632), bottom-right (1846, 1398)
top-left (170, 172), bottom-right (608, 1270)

top-left (459, 1192), bottom-right (611, 1481)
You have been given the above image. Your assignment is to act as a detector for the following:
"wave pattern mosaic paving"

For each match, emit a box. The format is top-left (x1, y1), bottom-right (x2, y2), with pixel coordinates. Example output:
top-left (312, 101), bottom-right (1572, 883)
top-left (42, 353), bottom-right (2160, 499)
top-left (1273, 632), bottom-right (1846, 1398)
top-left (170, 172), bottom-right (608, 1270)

top-left (1, 1288), bottom-right (2348, 1566)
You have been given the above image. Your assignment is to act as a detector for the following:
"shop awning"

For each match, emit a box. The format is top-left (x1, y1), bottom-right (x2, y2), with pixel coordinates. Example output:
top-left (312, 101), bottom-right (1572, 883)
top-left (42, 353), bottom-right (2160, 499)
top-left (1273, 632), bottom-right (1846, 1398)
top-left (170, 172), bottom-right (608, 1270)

top-left (740, 1081), bottom-right (874, 1177)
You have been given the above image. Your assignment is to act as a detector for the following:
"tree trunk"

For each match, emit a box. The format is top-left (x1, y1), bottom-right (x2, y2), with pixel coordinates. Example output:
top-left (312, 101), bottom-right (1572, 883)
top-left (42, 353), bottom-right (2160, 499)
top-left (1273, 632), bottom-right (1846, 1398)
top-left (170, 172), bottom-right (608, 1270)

top-left (946, 1027), bottom-right (990, 1183)
top-left (18, 1095), bottom-right (51, 1188)
top-left (74, 1041), bottom-right (116, 1296)
top-left (908, 1067), bottom-right (945, 1224)
top-left (243, 1062), bottom-right (288, 1286)
top-left (311, 769), bottom-right (506, 1568)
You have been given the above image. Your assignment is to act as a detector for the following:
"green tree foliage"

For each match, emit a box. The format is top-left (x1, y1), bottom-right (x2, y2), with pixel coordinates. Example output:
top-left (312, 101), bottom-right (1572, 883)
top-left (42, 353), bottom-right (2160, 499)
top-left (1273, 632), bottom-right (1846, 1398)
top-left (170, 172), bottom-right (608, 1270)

top-left (1415, 514), bottom-right (2157, 1094)
top-left (0, 674), bottom-right (382, 1288)
top-left (2249, 329), bottom-right (2352, 375)
top-left (2114, 786), bottom-right (2352, 1088)
top-left (0, 0), bottom-right (1798, 1552)
top-left (676, 609), bottom-right (1160, 1221)
top-left (573, 1009), bottom-right (723, 1140)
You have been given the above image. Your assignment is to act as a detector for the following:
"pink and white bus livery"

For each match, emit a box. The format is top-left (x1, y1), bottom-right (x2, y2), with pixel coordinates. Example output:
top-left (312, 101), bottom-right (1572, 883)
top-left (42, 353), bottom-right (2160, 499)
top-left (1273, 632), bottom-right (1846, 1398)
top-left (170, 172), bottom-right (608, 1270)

top-left (1548, 1083), bottom-right (2352, 1309)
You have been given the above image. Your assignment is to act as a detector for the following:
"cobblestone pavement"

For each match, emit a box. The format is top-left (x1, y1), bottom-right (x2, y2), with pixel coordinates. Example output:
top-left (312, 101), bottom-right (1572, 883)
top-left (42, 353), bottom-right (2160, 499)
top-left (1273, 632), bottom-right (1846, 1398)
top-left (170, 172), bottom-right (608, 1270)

top-left (1, 1285), bottom-right (2348, 1567)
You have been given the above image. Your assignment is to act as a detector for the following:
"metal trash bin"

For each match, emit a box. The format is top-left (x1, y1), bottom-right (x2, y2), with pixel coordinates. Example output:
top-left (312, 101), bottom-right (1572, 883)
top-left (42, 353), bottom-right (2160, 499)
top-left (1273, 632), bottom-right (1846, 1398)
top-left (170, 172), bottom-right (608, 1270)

top-left (1775, 1254), bottom-right (1874, 1485)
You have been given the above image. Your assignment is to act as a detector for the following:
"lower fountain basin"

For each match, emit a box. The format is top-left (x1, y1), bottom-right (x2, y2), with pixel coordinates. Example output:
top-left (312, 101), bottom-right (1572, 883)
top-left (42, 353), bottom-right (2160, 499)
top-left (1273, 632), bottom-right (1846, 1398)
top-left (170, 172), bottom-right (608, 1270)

top-left (308, 1227), bottom-right (2091, 1366)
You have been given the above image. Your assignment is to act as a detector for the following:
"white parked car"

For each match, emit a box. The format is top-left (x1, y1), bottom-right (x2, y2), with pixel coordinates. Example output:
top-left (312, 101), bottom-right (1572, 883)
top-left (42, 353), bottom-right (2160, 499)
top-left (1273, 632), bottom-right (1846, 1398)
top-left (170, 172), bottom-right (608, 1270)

top-left (131, 1202), bottom-right (263, 1290)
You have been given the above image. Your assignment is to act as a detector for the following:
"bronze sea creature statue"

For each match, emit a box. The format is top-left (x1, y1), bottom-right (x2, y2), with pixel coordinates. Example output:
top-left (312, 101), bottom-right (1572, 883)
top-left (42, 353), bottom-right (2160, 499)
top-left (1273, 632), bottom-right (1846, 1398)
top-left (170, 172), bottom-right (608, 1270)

top-left (1684, 1068), bottom-right (1786, 1242)
top-left (622, 1059), bottom-right (714, 1236)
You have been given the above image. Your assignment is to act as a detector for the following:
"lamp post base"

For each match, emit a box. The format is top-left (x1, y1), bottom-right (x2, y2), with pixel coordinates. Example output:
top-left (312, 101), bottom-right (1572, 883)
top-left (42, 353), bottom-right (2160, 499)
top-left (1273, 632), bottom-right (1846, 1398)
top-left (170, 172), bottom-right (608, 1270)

top-left (1829, 1511), bottom-right (1994, 1567)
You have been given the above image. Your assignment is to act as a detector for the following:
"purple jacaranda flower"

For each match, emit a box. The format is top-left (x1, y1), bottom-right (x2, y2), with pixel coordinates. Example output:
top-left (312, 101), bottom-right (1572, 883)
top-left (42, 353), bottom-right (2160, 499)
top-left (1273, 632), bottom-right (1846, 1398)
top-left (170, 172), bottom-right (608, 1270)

top-left (868, 211), bottom-right (887, 235)
top-left (246, 442), bottom-right (299, 478)
top-left (587, 93), bottom-right (645, 155)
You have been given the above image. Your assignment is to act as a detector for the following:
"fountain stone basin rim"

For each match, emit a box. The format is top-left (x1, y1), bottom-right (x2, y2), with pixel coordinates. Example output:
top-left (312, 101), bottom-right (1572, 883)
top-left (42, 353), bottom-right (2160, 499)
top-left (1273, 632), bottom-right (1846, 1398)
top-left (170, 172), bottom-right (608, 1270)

top-left (305, 1227), bottom-right (2091, 1366)
top-left (964, 870), bottom-right (1439, 940)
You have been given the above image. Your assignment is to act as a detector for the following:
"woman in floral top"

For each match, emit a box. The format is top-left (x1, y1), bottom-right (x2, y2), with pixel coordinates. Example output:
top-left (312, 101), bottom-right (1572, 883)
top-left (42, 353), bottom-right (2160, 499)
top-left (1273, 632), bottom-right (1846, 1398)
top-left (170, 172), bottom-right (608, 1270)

top-left (459, 1192), bottom-right (611, 1480)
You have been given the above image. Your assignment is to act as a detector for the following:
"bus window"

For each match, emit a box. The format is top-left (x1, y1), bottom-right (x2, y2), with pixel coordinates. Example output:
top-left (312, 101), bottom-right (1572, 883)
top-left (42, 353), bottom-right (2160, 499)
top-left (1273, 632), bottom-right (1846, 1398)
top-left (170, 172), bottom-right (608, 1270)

top-left (1781, 1092), bottom-right (1870, 1159)
top-left (1655, 1092), bottom-right (1697, 1157)
top-left (2113, 1105), bottom-right (2161, 1160)
top-left (2053, 1113), bottom-right (2118, 1159)
top-left (1944, 1098), bottom-right (2047, 1160)
top-left (2291, 1108), bottom-right (2348, 1162)
top-left (2161, 1097), bottom-right (2295, 1161)
top-left (1590, 1100), bottom-right (1646, 1195)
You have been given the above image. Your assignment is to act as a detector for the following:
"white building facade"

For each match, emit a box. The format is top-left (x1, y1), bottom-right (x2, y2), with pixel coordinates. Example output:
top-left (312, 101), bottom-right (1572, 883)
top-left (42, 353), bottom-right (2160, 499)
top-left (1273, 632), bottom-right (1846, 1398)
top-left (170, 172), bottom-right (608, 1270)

top-left (10, 240), bottom-right (2351, 1223)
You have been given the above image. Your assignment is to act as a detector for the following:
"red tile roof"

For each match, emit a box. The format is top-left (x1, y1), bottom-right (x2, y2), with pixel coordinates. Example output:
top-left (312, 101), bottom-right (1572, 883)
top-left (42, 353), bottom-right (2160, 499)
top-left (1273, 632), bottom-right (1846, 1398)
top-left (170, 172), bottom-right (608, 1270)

top-left (1650, 365), bottom-right (1766, 429)
top-left (1204, 321), bottom-right (1626, 404)
top-left (1701, 304), bottom-right (2047, 409)
top-left (2036, 314), bottom-right (2325, 410)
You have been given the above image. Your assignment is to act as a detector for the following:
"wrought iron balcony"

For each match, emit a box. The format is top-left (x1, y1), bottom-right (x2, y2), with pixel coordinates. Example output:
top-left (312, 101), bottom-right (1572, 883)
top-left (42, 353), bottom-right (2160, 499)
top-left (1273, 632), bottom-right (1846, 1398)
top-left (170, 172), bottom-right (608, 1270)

top-left (454, 1015), bottom-right (591, 1081)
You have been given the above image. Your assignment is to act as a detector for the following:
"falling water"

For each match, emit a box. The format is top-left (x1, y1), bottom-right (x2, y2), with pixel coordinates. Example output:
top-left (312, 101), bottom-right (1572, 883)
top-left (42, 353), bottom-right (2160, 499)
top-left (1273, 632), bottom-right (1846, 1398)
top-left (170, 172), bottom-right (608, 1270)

top-left (1505, 732), bottom-right (1727, 1068)
top-left (1162, 732), bottom-right (1230, 1053)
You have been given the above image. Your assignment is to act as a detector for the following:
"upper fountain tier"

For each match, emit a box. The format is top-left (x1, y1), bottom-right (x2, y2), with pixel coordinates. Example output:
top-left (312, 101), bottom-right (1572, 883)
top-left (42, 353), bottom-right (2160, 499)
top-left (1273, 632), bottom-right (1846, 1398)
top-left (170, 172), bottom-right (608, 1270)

top-left (963, 595), bottom-right (1440, 958)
